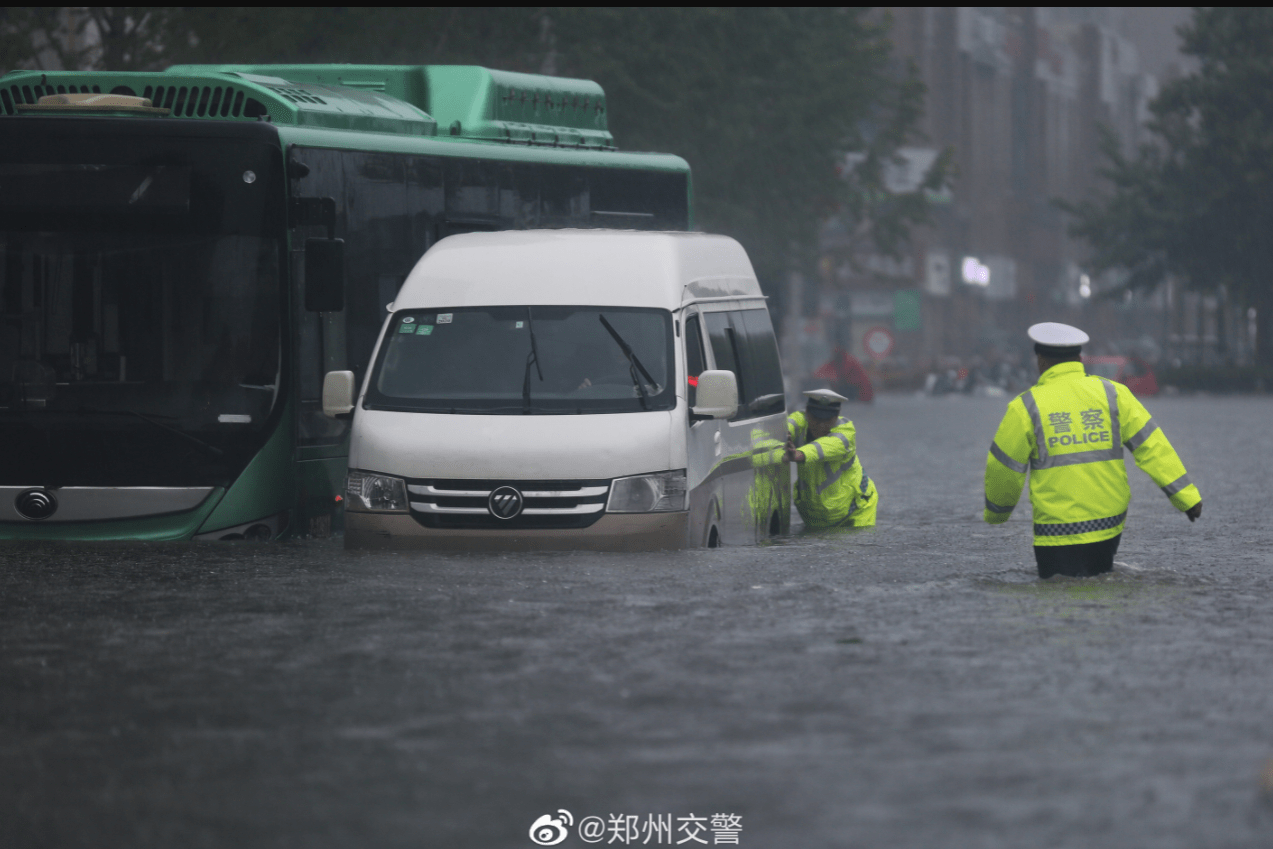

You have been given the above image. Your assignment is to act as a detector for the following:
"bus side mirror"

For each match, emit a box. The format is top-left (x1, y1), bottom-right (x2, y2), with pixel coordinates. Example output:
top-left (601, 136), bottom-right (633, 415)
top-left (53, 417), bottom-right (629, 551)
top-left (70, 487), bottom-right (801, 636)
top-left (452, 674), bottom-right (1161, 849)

top-left (692, 370), bottom-right (738, 419)
top-left (322, 370), bottom-right (356, 418)
top-left (305, 238), bottom-right (345, 312)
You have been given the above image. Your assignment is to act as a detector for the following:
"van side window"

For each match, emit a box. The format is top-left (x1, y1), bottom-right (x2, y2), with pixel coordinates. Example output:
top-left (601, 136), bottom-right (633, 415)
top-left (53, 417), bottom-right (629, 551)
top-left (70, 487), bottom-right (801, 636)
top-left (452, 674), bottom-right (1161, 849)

top-left (739, 309), bottom-right (785, 417)
top-left (704, 311), bottom-right (747, 416)
top-left (684, 314), bottom-right (705, 407)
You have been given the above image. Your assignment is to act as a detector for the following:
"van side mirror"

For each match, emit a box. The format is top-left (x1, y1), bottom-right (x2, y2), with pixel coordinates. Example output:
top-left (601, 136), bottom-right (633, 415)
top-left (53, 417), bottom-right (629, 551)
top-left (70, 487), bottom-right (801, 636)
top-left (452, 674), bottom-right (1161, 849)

top-left (322, 370), bottom-right (356, 417)
top-left (692, 370), bottom-right (738, 419)
top-left (305, 238), bottom-right (345, 312)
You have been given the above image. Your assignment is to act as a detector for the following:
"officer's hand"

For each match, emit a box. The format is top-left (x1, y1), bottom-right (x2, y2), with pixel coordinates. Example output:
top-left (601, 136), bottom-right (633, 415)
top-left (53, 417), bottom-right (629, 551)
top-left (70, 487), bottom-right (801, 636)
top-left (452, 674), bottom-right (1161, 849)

top-left (784, 442), bottom-right (805, 464)
top-left (1186, 501), bottom-right (1202, 522)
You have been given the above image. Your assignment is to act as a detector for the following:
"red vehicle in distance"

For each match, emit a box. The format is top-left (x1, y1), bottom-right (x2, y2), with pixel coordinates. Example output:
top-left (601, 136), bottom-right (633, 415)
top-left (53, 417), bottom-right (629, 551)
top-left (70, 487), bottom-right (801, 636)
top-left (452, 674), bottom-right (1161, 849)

top-left (1083, 355), bottom-right (1159, 397)
top-left (812, 346), bottom-right (875, 403)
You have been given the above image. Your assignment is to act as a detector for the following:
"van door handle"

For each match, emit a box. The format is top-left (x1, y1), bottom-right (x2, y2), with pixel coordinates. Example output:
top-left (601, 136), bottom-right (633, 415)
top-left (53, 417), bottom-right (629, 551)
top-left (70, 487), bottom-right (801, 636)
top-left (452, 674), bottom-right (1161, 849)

top-left (714, 431), bottom-right (722, 456)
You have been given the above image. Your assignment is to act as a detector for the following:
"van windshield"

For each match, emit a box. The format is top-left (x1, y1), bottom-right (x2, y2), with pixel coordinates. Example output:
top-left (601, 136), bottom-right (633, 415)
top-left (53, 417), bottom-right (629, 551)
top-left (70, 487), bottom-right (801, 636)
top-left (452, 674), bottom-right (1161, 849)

top-left (366, 306), bottom-right (676, 415)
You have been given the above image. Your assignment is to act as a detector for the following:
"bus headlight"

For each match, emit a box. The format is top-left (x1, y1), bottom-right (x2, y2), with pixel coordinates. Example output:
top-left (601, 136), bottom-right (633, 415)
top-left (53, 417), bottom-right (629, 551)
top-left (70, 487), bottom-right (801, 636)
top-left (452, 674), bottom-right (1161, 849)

top-left (346, 471), bottom-right (408, 512)
top-left (606, 470), bottom-right (687, 513)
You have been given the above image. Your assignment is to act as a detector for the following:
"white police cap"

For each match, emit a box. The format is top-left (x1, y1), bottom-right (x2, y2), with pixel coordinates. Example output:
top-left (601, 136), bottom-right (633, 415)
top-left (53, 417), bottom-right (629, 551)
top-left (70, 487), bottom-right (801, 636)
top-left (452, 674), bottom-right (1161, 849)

top-left (1028, 322), bottom-right (1089, 348)
top-left (803, 388), bottom-right (849, 407)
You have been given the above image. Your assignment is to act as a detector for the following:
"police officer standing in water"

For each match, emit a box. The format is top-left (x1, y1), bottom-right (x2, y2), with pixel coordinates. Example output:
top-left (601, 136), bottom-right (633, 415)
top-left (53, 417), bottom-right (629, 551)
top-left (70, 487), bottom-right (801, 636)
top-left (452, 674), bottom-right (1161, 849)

top-left (984, 323), bottom-right (1202, 578)
top-left (785, 389), bottom-right (879, 529)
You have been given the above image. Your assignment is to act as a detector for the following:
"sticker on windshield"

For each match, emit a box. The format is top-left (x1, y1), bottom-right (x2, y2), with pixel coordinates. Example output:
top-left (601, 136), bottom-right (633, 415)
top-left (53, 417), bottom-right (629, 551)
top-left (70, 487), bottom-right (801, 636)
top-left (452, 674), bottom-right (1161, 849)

top-left (398, 323), bottom-right (416, 334)
top-left (515, 321), bottom-right (524, 329)
top-left (416, 325), bottom-right (433, 335)
top-left (401, 316), bottom-right (415, 324)
top-left (437, 313), bottom-right (453, 324)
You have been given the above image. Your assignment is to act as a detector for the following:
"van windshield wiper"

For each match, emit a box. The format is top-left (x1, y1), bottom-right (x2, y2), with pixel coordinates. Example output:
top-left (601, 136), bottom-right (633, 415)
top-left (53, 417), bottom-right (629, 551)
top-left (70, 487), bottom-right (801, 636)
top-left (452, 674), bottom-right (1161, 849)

top-left (598, 313), bottom-right (657, 410)
top-left (522, 306), bottom-right (545, 414)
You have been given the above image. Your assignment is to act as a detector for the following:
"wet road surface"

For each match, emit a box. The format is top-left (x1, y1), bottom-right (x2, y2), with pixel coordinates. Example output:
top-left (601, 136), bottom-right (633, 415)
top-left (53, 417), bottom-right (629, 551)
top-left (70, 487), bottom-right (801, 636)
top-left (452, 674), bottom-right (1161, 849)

top-left (3, 394), bottom-right (1273, 848)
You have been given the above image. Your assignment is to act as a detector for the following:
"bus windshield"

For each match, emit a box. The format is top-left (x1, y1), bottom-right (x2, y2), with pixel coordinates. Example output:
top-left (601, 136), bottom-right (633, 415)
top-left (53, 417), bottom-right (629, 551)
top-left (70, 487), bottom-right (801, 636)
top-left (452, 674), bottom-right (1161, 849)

top-left (0, 122), bottom-right (285, 486)
top-left (366, 306), bottom-right (675, 414)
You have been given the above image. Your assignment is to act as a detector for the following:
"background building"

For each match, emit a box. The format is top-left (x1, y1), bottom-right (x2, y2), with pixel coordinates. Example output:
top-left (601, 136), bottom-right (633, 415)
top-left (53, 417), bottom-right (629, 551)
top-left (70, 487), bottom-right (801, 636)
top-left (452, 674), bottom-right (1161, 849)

top-left (791, 8), bottom-right (1245, 390)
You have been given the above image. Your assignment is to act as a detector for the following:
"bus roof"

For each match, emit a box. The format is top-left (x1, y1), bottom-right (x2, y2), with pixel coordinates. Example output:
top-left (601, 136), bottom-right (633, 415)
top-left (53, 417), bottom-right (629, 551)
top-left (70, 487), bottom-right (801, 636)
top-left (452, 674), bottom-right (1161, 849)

top-left (0, 64), bottom-right (619, 151)
top-left (394, 229), bottom-right (762, 311)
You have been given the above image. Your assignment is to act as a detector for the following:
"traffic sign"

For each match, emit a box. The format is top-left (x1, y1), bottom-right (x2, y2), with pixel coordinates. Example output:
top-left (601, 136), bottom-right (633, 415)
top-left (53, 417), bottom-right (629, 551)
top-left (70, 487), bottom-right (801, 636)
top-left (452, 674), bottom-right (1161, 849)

top-left (863, 326), bottom-right (894, 360)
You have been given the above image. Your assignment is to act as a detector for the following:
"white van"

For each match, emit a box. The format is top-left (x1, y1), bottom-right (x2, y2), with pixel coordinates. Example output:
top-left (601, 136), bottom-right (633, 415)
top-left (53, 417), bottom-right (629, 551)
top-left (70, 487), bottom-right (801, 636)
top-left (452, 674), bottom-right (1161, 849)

top-left (325, 229), bottom-right (790, 550)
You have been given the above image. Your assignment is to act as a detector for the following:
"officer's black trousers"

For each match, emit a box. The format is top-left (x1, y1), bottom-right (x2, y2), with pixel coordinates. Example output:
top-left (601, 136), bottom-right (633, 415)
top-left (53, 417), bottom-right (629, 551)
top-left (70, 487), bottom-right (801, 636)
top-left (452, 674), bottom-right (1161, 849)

top-left (1034, 534), bottom-right (1121, 579)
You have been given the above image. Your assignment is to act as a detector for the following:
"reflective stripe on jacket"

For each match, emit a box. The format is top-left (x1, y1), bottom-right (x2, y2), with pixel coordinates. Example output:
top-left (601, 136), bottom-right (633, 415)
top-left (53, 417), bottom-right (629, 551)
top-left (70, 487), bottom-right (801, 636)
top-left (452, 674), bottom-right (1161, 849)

top-left (983, 361), bottom-right (1201, 546)
top-left (788, 411), bottom-right (874, 529)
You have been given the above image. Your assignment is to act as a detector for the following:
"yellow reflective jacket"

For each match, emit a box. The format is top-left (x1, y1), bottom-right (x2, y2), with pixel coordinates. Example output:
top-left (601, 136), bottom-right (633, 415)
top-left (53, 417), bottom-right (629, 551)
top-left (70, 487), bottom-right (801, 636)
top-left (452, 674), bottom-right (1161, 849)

top-left (743, 426), bottom-right (790, 533)
top-left (984, 361), bottom-right (1201, 546)
top-left (788, 411), bottom-right (874, 529)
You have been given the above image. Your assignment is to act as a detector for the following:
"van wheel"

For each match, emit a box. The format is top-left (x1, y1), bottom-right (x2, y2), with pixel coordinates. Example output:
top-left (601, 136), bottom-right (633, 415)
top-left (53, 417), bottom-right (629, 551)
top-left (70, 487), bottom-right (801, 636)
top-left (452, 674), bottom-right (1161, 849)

top-left (707, 526), bottom-right (720, 548)
top-left (768, 511), bottom-right (781, 537)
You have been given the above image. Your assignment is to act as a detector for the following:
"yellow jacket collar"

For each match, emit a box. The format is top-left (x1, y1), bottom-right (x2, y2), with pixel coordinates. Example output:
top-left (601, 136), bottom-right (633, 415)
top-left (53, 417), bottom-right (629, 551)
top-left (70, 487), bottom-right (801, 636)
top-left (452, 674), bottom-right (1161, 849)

top-left (1037, 360), bottom-right (1086, 385)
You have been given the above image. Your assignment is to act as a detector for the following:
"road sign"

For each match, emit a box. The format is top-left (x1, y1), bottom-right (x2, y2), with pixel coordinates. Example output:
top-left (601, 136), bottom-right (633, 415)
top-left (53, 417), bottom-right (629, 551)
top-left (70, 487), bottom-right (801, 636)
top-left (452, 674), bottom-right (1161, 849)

top-left (863, 326), bottom-right (894, 360)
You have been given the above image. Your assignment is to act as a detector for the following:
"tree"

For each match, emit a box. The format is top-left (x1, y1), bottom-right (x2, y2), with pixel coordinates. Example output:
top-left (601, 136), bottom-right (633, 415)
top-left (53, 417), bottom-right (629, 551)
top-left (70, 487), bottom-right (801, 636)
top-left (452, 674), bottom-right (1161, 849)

top-left (1063, 7), bottom-right (1273, 366)
top-left (0, 8), bottom-right (171, 73)
top-left (163, 8), bottom-right (550, 72)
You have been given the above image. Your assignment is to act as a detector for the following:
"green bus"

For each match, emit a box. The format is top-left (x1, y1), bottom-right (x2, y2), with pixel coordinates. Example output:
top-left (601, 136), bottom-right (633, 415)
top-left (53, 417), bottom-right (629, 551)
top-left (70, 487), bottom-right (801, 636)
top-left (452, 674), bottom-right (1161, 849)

top-left (0, 64), bottom-right (691, 540)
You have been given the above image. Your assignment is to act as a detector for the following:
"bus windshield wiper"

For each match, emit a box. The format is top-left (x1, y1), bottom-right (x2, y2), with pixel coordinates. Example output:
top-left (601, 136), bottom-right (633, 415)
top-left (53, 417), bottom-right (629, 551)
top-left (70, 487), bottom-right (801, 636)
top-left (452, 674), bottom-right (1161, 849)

top-left (522, 306), bottom-right (544, 413)
top-left (598, 314), bottom-right (657, 410)
top-left (77, 407), bottom-right (224, 457)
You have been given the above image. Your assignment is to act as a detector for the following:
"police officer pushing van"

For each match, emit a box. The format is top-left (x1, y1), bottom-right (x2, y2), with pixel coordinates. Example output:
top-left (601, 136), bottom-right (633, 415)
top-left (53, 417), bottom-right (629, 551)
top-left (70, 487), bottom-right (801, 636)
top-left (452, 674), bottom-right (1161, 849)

top-left (984, 323), bottom-right (1202, 578)
top-left (785, 389), bottom-right (879, 529)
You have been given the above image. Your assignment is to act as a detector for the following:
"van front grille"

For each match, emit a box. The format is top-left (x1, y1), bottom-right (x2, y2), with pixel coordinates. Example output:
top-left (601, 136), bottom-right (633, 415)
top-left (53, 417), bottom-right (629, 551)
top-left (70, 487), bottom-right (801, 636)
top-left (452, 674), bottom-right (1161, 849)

top-left (406, 478), bottom-right (610, 530)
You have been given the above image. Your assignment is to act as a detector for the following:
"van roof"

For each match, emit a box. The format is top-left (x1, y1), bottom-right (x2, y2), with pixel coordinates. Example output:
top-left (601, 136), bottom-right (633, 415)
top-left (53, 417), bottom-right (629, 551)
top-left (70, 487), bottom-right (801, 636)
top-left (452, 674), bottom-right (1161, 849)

top-left (393, 229), bottom-right (762, 310)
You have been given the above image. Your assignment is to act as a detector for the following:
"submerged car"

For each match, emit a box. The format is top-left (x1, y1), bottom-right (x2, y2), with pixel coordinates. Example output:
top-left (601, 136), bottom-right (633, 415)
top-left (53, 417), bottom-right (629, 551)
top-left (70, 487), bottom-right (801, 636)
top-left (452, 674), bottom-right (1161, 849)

top-left (1083, 355), bottom-right (1158, 397)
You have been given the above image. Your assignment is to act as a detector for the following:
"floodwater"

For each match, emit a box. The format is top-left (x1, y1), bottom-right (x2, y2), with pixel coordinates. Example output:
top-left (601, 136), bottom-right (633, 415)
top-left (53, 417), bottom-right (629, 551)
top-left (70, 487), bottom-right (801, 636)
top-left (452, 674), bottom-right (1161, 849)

top-left (3, 394), bottom-right (1272, 848)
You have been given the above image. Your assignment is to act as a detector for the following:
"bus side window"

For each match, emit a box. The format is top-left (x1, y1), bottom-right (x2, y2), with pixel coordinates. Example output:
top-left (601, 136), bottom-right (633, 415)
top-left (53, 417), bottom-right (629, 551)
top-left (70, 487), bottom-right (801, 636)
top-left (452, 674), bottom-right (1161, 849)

top-left (590, 169), bottom-right (690, 231)
top-left (343, 151), bottom-right (408, 386)
top-left (540, 164), bottom-right (590, 228)
top-left (704, 311), bottom-right (747, 418)
top-left (407, 156), bottom-right (444, 247)
top-left (291, 147), bottom-right (346, 445)
top-left (293, 253), bottom-right (345, 444)
top-left (378, 275), bottom-right (403, 316)
top-left (443, 159), bottom-right (502, 235)
top-left (684, 314), bottom-right (705, 408)
top-left (341, 150), bottom-right (440, 401)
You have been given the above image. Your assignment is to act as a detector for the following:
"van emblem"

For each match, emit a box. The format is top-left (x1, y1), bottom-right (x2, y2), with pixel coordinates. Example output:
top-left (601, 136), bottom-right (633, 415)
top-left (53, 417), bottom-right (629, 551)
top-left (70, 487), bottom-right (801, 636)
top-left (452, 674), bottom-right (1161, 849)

top-left (488, 486), bottom-right (524, 520)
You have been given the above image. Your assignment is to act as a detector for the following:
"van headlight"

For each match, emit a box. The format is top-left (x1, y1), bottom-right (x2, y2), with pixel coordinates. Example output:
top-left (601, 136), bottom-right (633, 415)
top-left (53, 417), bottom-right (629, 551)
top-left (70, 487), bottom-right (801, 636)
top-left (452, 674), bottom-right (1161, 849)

top-left (346, 471), bottom-right (408, 512)
top-left (606, 470), bottom-right (687, 513)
